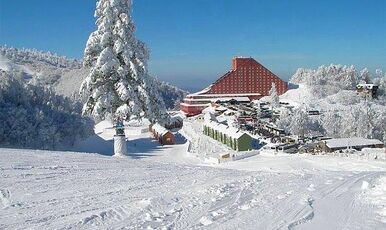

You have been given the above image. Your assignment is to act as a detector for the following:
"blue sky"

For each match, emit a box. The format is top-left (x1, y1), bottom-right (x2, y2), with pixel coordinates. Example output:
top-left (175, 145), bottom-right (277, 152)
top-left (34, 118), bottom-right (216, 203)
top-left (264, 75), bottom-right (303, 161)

top-left (0, 0), bottom-right (385, 91)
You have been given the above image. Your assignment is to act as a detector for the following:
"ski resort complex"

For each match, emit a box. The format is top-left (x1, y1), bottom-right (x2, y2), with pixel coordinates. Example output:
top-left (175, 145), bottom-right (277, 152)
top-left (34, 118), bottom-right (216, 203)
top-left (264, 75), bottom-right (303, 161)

top-left (1, 0), bottom-right (386, 229)
top-left (180, 57), bottom-right (288, 116)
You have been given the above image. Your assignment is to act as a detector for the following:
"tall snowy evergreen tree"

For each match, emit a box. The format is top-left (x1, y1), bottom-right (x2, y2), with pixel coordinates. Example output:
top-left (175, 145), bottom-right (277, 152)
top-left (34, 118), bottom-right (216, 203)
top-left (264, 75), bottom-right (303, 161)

top-left (360, 68), bottom-right (372, 84)
top-left (357, 101), bottom-right (375, 139)
top-left (374, 69), bottom-right (386, 96)
top-left (322, 109), bottom-right (342, 137)
top-left (269, 83), bottom-right (280, 109)
top-left (341, 105), bottom-right (361, 138)
top-left (80, 0), bottom-right (169, 125)
top-left (289, 107), bottom-right (311, 137)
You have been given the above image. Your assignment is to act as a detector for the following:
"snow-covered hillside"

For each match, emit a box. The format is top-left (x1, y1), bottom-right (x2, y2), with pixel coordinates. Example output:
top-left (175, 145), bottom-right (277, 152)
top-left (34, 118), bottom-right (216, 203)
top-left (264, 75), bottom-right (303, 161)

top-left (1, 120), bottom-right (386, 229)
top-left (0, 46), bottom-right (82, 87)
top-left (275, 65), bottom-right (386, 143)
top-left (0, 46), bottom-right (188, 109)
top-left (0, 70), bottom-right (94, 150)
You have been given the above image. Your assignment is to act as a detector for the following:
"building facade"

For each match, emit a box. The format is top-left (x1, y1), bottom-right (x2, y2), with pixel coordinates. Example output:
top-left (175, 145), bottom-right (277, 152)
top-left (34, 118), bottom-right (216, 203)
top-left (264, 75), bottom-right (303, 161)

top-left (203, 121), bottom-right (253, 152)
top-left (181, 57), bottom-right (288, 116)
top-left (356, 83), bottom-right (378, 99)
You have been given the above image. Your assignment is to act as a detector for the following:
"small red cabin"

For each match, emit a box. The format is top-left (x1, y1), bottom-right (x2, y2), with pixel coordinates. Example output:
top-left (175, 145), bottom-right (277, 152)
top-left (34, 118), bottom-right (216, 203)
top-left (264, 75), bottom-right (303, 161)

top-left (149, 123), bottom-right (175, 145)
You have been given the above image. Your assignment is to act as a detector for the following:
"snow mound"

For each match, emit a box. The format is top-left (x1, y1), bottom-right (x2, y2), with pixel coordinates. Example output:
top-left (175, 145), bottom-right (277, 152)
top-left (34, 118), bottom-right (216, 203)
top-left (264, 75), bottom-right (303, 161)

top-left (279, 84), bottom-right (312, 107)
top-left (364, 176), bottom-right (386, 223)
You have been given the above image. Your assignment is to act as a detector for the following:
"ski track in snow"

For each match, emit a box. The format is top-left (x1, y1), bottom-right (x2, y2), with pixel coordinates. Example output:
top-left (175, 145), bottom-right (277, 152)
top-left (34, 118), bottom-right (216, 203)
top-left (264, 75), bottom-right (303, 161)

top-left (0, 142), bottom-right (386, 229)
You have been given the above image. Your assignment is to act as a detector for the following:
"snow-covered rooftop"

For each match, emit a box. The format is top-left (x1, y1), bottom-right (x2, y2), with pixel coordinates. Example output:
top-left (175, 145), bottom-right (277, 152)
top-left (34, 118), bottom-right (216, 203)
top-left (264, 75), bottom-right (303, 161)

top-left (204, 120), bottom-right (249, 139)
top-left (170, 114), bottom-right (183, 122)
top-left (188, 85), bottom-right (213, 96)
top-left (325, 137), bottom-right (383, 149)
top-left (357, 83), bottom-right (378, 89)
top-left (211, 97), bottom-right (250, 103)
top-left (180, 102), bottom-right (210, 107)
top-left (204, 112), bottom-right (216, 122)
top-left (215, 106), bottom-right (228, 112)
top-left (202, 106), bottom-right (216, 114)
top-left (152, 123), bottom-right (170, 136)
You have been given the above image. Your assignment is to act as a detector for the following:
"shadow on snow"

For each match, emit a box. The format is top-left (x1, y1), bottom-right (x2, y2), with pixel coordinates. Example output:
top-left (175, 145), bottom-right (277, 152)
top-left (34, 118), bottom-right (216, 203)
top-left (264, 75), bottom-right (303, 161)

top-left (71, 132), bottom-right (186, 158)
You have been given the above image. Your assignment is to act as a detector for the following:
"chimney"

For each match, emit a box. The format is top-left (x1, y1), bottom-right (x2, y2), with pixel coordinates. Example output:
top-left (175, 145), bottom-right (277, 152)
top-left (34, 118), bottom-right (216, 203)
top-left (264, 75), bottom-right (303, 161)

top-left (232, 57), bottom-right (255, 70)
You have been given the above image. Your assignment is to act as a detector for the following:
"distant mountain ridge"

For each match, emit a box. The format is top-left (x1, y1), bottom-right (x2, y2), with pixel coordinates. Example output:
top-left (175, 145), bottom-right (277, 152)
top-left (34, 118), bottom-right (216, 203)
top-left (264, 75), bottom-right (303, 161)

top-left (0, 46), bottom-right (187, 109)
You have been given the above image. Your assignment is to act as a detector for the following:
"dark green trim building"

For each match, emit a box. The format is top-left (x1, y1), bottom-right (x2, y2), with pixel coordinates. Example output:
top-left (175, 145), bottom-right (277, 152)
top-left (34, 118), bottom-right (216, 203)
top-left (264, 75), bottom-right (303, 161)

top-left (203, 121), bottom-right (252, 151)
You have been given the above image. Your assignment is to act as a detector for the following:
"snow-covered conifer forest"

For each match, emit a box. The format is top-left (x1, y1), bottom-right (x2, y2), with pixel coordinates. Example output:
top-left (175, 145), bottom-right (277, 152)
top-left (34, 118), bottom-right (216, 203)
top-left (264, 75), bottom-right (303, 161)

top-left (0, 70), bottom-right (94, 149)
top-left (0, 46), bottom-right (187, 149)
top-left (278, 64), bottom-right (386, 143)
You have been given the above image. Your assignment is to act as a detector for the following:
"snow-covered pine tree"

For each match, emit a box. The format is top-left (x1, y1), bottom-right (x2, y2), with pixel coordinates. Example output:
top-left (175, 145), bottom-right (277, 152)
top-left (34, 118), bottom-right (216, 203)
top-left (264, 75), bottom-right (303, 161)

top-left (357, 101), bottom-right (375, 139)
top-left (322, 109), bottom-right (342, 137)
top-left (360, 68), bottom-right (372, 84)
top-left (374, 69), bottom-right (386, 96)
top-left (340, 105), bottom-right (361, 138)
top-left (276, 109), bottom-right (291, 132)
top-left (141, 77), bottom-right (170, 126)
top-left (80, 0), bottom-right (169, 126)
top-left (289, 106), bottom-right (310, 138)
top-left (269, 82), bottom-right (280, 109)
top-left (290, 68), bottom-right (311, 84)
top-left (375, 69), bottom-right (383, 79)
top-left (341, 65), bottom-right (357, 90)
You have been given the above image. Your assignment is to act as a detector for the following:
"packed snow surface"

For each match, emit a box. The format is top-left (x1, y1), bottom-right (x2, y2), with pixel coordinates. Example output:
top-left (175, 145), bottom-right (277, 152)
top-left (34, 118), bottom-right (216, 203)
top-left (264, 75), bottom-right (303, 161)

top-left (1, 123), bottom-right (386, 229)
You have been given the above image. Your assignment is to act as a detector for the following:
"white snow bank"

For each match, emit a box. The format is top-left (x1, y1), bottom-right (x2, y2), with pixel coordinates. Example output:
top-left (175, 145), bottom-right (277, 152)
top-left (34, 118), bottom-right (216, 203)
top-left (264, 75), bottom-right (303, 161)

top-left (1, 146), bottom-right (386, 229)
top-left (329, 148), bottom-right (386, 161)
top-left (363, 176), bottom-right (386, 223)
top-left (279, 84), bottom-right (312, 107)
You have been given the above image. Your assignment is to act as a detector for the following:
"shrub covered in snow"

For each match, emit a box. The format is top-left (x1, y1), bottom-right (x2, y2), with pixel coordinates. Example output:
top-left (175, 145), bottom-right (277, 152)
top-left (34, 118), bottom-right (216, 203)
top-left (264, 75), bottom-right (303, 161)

top-left (0, 71), bottom-right (94, 150)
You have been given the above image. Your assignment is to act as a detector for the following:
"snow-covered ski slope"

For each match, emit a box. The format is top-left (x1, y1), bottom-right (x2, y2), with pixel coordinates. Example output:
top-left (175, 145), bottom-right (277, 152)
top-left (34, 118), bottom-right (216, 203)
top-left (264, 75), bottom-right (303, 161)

top-left (1, 122), bottom-right (385, 229)
top-left (1, 148), bottom-right (385, 229)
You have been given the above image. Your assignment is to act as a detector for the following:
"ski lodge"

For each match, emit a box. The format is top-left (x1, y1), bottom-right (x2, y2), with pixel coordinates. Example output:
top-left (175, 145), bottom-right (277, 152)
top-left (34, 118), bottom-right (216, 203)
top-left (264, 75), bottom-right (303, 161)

top-left (180, 57), bottom-right (288, 116)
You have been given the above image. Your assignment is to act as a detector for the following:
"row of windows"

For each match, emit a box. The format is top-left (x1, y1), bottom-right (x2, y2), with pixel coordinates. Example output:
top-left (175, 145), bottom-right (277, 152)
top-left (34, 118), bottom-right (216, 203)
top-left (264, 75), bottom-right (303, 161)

top-left (220, 78), bottom-right (277, 82)
top-left (216, 82), bottom-right (284, 87)
top-left (236, 67), bottom-right (265, 71)
top-left (234, 74), bottom-right (270, 77)
top-left (214, 86), bottom-right (285, 91)
top-left (213, 84), bottom-right (286, 91)
top-left (218, 80), bottom-right (278, 84)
